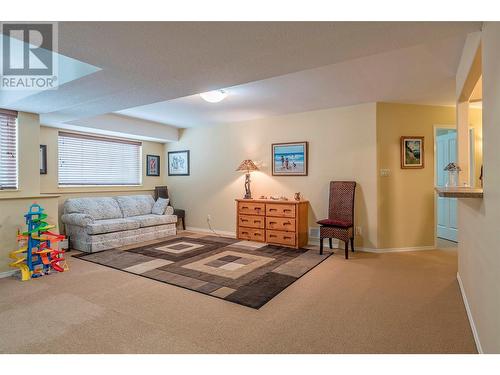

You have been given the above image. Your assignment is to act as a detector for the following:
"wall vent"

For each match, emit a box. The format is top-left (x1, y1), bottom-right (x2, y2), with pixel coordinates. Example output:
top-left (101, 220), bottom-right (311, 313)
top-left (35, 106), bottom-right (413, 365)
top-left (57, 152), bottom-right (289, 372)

top-left (309, 227), bottom-right (320, 238)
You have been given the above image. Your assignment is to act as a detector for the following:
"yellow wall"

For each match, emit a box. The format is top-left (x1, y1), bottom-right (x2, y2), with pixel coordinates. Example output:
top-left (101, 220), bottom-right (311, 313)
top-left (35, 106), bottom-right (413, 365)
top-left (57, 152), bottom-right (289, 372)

top-left (376, 103), bottom-right (482, 249)
top-left (0, 113), bottom-right (59, 274)
top-left (165, 103), bottom-right (378, 248)
top-left (39, 126), bottom-right (166, 228)
top-left (0, 117), bottom-right (167, 274)
top-left (457, 22), bottom-right (500, 353)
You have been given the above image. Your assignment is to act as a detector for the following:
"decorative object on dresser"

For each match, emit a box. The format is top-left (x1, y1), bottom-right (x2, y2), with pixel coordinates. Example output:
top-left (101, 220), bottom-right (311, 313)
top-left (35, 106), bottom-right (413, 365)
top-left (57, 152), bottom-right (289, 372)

top-left (317, 181), bottom-right (356, 259)
top-left (400, 136), bottom-right (424, 169)
top-left (146, 154), bottom-right (160, 176)
top-left (235, 159), bottom-right (259, 199)
top-left (236, 198), bottom-right (308, 248)
top-left (168, 150), bottom-right (190, 176)
top-left (272, 141), bottom-right (308, 176)
top-left (154, 185), bottom-right (186, 230)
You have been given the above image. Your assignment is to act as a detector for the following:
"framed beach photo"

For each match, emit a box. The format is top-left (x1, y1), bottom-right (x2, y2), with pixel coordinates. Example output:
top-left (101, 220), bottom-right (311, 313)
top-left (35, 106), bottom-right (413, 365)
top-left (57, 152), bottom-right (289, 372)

top-left (146, 154), bottom-right (160, 176)
top-left (272, 141), bottom-right (308, 176)
top-left (401, 136), bottom-right (424, 169)
top-left (168, 150), bottom-right (190, 176)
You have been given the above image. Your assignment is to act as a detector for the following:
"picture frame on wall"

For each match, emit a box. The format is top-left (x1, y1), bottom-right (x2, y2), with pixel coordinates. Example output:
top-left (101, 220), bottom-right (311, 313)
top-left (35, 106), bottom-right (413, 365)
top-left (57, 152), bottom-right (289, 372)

top-left (272, 141), bottom-right (308, 176)
top-left (146, 154), bottom-right (160, 176)
top-left (168, 150), bottom-right (190, 176)
top-left (40, 145), bottom-right (47, 174)
top-left (400, 136), bottom-right (424, 169)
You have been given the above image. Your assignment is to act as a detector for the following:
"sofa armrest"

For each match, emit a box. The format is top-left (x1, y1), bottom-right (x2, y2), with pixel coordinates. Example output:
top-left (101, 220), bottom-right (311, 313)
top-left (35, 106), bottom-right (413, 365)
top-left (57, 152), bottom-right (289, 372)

top-left (61, 213), bottom-right (95, 227)
top-left (164, 206), bottom-right (174, 215)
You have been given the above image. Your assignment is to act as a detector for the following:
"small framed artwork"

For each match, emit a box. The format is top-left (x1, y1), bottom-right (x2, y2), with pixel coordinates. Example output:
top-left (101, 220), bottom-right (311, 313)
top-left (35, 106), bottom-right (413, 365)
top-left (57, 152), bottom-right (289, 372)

top-left (146, 155), bottom-right (160, 176)
top-left (168, 150), bottom-right (190, 176)
top-left (401, 136), bottom-right (424, 169)
top-left (272, 141), bottom-right (308, 176)
top-left (40, 145), bottom-right (47, 174)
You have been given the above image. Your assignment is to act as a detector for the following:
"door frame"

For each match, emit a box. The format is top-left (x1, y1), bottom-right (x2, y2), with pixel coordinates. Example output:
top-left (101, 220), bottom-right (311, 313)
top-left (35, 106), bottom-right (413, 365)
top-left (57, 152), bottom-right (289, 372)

top-left (433, 124), bottom-right (457, 246)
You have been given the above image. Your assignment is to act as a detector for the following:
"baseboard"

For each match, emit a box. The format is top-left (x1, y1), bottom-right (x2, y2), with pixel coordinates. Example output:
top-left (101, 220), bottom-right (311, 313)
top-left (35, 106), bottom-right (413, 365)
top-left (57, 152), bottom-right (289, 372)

top-left (0, 269), bottom-right (17, 279)
top-left (307, 237), bottom-right (435, 253)
top-left (359, 245), bottom-right (436, 253)
top-left (457, 272), bottom-right (483, 354)
top-left (186, 228), bottom-right (435, 253)
top-left (185, 226), bottom-right (236, 238)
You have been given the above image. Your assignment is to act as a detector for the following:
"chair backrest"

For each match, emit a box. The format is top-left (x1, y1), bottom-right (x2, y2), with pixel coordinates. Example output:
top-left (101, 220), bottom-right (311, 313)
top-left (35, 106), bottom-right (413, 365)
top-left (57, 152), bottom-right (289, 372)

top-left (328, 181), bottom-right (356, 225)
top-left (154, 186), bottom-right (169, 201)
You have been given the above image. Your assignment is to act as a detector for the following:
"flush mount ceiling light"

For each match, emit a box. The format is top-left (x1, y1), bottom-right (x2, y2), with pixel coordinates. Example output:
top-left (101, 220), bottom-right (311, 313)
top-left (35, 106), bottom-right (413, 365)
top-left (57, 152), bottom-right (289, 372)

top-left (200, 89), bottom-right (228, 103)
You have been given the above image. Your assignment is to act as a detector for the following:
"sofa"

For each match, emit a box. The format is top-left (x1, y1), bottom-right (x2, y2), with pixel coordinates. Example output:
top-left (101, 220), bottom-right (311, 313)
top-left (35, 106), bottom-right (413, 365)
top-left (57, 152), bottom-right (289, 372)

top-left (62, 195), bottom-right (177, 252)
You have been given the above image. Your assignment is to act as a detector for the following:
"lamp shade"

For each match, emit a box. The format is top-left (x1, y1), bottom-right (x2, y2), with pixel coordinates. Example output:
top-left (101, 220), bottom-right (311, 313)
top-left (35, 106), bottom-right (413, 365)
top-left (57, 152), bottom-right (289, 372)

top-left (236, 159), bottom-right (259, 172)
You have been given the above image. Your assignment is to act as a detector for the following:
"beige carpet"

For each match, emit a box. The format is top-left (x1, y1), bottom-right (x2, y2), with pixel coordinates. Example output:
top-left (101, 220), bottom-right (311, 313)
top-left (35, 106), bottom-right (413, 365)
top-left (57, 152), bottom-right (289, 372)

top-left (0, 232), bottom-right (476, 353)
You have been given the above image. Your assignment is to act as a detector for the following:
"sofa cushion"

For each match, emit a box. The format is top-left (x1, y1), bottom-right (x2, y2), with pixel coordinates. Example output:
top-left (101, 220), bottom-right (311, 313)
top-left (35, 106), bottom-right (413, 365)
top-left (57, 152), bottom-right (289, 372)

top-left (65, 197), bottom-right (123, 220)
top-left (86, 218), bottom-right (140, 235)
top-left (115, 195), bottom-right (155, 217)
top-left (129, 214), bottom-right (177, 228)
top-left (152, 198), bottom-right (170, 215)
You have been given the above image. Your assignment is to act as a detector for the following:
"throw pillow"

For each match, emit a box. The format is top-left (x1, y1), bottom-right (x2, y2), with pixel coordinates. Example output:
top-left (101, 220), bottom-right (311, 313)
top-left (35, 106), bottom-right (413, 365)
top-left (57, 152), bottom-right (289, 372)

top-left (152, 198), bottom-right (170, 215)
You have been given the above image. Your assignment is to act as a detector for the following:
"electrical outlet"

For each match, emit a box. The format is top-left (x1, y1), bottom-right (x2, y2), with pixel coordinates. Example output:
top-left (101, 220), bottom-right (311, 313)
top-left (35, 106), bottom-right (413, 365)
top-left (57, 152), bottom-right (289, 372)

top-left (207, 214), bottom-right (212, 221)
top-left (380, 168), bottom-right (390, 177)
top-left (356, 226), bottom-right (362, 235)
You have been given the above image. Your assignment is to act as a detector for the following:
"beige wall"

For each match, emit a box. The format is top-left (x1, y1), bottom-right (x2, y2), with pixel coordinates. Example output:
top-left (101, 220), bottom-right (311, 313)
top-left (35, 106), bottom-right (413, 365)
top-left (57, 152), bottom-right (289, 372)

top-left (376, 103), bottom-right (482, 249)
top-left (457, 23), bottom-right (500, 353)
top-left (165, 103), bottom-right (378, 248)
top-left (39, 126), bottom-right (166, 229)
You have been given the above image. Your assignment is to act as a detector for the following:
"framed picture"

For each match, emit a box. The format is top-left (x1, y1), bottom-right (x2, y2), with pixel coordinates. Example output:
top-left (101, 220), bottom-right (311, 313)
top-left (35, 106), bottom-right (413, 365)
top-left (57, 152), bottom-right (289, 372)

top-left (168, 150), bottom-right (190, 176)
top-left (401, 136), bottom-right (424, 169)
top-left (40, 145), bottom-right (47, 174)
top-left (272, 141), bottom-right (308, 176)
top-left (146, 155), bottom-right (160, 176)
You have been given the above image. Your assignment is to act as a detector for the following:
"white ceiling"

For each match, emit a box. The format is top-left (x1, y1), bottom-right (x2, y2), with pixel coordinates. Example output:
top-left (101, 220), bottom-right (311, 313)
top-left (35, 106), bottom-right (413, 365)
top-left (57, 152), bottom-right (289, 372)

top-left (0, 22), bottom-right (482, 134)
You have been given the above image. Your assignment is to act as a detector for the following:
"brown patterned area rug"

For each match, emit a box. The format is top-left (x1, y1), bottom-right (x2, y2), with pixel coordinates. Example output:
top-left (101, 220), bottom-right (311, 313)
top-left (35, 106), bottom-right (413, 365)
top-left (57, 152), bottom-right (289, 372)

top-left (73, 234), bottom-right (331, 309)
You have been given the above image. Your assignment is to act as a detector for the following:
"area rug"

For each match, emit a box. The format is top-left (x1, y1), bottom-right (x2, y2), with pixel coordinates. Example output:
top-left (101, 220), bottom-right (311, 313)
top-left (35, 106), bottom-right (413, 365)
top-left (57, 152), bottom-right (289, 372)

top-left (73, 235), bottom-right (331, 309)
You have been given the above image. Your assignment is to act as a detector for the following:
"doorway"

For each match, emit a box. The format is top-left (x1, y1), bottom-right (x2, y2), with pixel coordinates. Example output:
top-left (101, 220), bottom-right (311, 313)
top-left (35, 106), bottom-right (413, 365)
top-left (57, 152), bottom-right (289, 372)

top-left (435, 127), bottom-right (458, 242)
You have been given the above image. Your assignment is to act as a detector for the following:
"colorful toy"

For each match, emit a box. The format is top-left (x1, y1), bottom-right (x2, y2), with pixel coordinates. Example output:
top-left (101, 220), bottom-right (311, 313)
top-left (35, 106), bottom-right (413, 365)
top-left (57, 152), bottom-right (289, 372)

top-left (8, 203), bottom-right (68, 281)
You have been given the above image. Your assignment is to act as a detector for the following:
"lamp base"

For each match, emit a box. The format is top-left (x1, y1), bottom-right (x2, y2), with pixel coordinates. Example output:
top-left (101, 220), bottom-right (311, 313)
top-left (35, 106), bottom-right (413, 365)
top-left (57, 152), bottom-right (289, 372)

top-left (243, 173), bottom-right (252, 199)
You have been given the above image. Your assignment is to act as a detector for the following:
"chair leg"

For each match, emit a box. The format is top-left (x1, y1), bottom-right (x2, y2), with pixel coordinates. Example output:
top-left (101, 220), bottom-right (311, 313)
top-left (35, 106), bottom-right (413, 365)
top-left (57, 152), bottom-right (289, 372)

top-left (345, 240), bottom-right (349, 259)
top-left (350, 237), bottom-right (354, 252)
top-left (329, 238), bottom-right (333, 249)
top-left (320, 238), bottom-right (324, 255)
top-left (182, 217), bottom-right (186, 230)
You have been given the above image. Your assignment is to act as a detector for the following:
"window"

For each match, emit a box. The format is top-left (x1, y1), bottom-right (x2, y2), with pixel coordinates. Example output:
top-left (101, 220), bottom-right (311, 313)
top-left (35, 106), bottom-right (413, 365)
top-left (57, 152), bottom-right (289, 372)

top-left (58, 132), bottom-right (142, 186)
top-left (0, 109), bottom-right (18, 190)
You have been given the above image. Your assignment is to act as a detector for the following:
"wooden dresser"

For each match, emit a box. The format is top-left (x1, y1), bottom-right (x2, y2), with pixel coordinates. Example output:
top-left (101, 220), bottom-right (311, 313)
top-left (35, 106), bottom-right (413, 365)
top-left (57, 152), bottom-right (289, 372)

top-left (235, 199), bottom-right (308, 248)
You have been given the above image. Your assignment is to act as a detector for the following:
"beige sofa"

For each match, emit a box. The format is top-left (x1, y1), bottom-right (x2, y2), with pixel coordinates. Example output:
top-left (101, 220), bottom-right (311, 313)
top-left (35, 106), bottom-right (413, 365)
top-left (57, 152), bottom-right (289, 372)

top-left (62, 195), bottom-right (177, 252)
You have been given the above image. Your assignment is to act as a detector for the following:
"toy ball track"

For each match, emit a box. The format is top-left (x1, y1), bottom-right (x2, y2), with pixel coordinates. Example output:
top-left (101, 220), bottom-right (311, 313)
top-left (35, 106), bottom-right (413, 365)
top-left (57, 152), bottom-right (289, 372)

top-left (8, 203), bottom-right (68, 281)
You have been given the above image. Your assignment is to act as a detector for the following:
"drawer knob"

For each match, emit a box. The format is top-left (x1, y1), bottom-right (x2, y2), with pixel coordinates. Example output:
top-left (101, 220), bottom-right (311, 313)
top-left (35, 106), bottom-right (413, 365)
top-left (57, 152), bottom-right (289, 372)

top-left (284, 222), bottom-right (291, 225)
top-left (241, 219), bottom-right (248, 222)
top-left (242, 231), bottom-right (248, 235)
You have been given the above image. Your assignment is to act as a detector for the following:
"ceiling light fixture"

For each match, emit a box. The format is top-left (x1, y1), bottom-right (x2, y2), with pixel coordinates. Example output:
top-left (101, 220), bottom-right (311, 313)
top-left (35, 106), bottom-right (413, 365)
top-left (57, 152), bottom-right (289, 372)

top-left (200, 89), bottom-right (228, 103)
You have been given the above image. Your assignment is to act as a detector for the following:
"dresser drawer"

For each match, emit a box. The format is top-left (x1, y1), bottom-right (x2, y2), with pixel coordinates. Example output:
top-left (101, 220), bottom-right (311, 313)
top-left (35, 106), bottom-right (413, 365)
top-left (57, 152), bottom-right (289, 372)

top-left (266, 203), bottom-right (296, 218)
top-left (238, 202), bottom-right (265, 216)
top-left (266, 217), bottom-right (296, 231)
top-left (266, 230), bottom-right (296, 247)
top-left (238, 214), bottom-right (265, 229)
top-left (238, 227), bottom-right (265, 242)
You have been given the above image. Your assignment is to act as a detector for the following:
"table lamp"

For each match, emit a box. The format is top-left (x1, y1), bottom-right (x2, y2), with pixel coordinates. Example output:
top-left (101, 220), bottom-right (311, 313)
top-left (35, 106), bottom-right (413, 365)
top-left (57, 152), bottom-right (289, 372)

top-left (236, 160), bottom-right (259, 199)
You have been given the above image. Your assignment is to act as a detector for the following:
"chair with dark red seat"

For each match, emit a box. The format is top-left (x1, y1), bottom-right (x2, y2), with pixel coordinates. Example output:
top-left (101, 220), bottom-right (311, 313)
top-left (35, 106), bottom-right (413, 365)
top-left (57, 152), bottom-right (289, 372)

top-left (317, 181), bottom-right (356, 259)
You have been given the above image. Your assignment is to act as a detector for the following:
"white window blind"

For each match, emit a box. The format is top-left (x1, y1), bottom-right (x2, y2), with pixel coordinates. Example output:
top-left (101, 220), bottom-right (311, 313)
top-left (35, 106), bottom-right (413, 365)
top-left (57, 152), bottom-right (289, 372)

top-left (58, 132), bottom-right (142, 186)
top-left (0, 109), bottom-right (18, 190)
